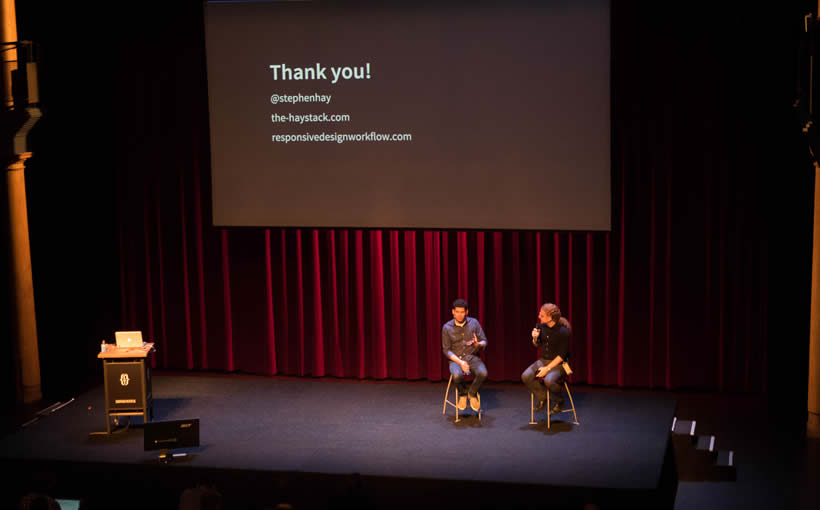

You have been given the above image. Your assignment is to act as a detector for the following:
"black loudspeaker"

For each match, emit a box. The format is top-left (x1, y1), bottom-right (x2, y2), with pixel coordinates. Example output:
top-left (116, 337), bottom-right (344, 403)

top-left (144, 418), bottom-right (200, 462)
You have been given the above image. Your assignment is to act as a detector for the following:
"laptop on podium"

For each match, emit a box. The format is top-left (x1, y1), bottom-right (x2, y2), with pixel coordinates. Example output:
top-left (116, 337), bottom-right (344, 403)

top-left (115, 331), bottom-right (143, 348)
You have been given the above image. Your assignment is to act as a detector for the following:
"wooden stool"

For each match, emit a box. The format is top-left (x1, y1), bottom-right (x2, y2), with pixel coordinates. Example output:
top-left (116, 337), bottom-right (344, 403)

top-left (443, 374), bottom-right (482, 422)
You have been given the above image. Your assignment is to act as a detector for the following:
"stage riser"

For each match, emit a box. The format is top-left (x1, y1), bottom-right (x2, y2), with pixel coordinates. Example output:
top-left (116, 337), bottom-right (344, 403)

top-left (0, 377), bottom-right (680, 509)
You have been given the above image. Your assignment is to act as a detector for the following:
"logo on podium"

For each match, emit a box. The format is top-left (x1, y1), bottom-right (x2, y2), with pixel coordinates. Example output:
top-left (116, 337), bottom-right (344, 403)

top-left (105, 361), bottom-right (147, 410)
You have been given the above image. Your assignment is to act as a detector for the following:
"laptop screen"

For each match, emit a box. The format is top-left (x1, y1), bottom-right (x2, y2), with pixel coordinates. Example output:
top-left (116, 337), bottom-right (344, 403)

top-left (114, 331), bottom-right (143, 348)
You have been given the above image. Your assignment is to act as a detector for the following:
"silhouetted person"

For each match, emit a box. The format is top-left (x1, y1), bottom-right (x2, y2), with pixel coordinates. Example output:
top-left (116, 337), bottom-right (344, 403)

top-left (18, 493), bottom-right (60, 510)
top-left (179, 480), bottom-right (222, 510)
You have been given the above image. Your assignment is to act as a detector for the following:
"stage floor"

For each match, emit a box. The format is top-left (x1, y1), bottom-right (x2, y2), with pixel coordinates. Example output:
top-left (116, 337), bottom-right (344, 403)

top-left (0, 374), bottom-right (678, 508)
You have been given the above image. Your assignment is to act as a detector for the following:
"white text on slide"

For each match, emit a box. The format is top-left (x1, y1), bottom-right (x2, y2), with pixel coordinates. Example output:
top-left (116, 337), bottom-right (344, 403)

top-left (272, 132), bottom-right (412, 144)
top-left (269, 63), bottom-right (372, 84)
top-left (272, 113), bottom-right (350, 124)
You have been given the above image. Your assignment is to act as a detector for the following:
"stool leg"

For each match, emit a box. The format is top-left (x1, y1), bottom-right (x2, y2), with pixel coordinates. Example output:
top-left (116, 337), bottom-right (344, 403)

top-left (454, 389), bottom-right (460, 423)
top-left (565, 382), bottom-right (579, 425)
top-left (443, 375), bottom-right (453, 414)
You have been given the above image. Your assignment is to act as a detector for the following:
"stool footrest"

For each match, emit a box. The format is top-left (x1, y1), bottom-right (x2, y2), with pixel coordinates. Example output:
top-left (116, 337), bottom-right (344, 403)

top-left (443, 374), bottom-right (482, 422)
top-left (529, 380), bottom-right (579, 429)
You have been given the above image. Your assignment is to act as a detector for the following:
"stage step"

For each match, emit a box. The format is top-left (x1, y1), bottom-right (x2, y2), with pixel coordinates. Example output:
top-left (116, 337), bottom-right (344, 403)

top-left (670, 416), bottom-right (737, 482)
top-left (695, 434), bottom-right (715, 452)
top-left (671, 417), bottom-right (696, 436)
top-left (714, 449), bottom-right (737, 481)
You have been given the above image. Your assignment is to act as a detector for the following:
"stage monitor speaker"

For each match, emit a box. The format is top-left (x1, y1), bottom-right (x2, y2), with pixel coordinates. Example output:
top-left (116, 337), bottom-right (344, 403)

top-left (144, 418), bottom-right (200, 462)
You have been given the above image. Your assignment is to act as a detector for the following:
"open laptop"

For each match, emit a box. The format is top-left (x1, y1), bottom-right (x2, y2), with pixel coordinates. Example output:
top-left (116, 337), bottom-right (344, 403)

top-left (115, 331), bottom-right (143, 348)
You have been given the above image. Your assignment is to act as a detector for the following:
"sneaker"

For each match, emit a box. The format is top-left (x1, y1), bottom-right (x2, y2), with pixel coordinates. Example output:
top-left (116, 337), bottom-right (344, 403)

top-left (534, 398), bottom-right (547, 412)
top-left (457, 394), bottom-right (467, 411)
top-left (470, 393), bottom-right (481, 412)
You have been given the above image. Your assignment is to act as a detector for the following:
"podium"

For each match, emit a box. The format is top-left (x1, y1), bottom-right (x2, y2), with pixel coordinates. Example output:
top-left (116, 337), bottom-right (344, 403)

top-left (97, 343), bottom-right (155, 434)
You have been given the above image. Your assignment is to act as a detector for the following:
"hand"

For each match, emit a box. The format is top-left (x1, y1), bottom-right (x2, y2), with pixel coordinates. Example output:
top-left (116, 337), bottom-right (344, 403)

top-left (536, 366), bottom-right (549, 378)
top-left (466, 333), bottom-right (477, 346)
top-left (531, 328), bottom-right (540, 340)
top-left (460, 361), bottom-right (470, 374)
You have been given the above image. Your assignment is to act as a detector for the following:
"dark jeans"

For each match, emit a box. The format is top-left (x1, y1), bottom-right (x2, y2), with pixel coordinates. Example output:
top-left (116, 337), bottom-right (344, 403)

top-left (449, 355), bottom-right (488, 397)
top-left (521, 359), bottom-right (565, 404)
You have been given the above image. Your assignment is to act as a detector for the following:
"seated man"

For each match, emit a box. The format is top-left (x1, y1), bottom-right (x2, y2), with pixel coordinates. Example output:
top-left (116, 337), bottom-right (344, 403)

top-left (441, 298), bottom-right (488, 412)
top-left (521, 303), bottom-right (571, 413)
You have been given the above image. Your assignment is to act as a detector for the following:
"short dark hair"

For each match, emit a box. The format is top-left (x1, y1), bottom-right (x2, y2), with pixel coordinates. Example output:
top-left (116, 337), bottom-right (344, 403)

top-left (452, 298), bottom-right (468, 310)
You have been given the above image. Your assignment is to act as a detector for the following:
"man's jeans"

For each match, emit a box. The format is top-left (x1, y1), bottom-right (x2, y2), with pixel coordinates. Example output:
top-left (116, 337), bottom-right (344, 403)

top-left (521, 359), bottom-right (565, 404)
top-left (449, 355), bottom-right (488, 397)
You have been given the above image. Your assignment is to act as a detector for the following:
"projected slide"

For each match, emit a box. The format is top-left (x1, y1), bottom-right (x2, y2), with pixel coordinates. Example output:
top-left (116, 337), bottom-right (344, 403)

top-left (205, 0), bottom-right (610, 230)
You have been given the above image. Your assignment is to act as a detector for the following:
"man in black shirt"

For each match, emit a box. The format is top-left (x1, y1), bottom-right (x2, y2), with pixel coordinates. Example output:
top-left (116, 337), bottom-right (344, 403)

top-left (521, 303), bottom-right (570, 413)
top-left (441, 298), bottom-right (488, 412)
